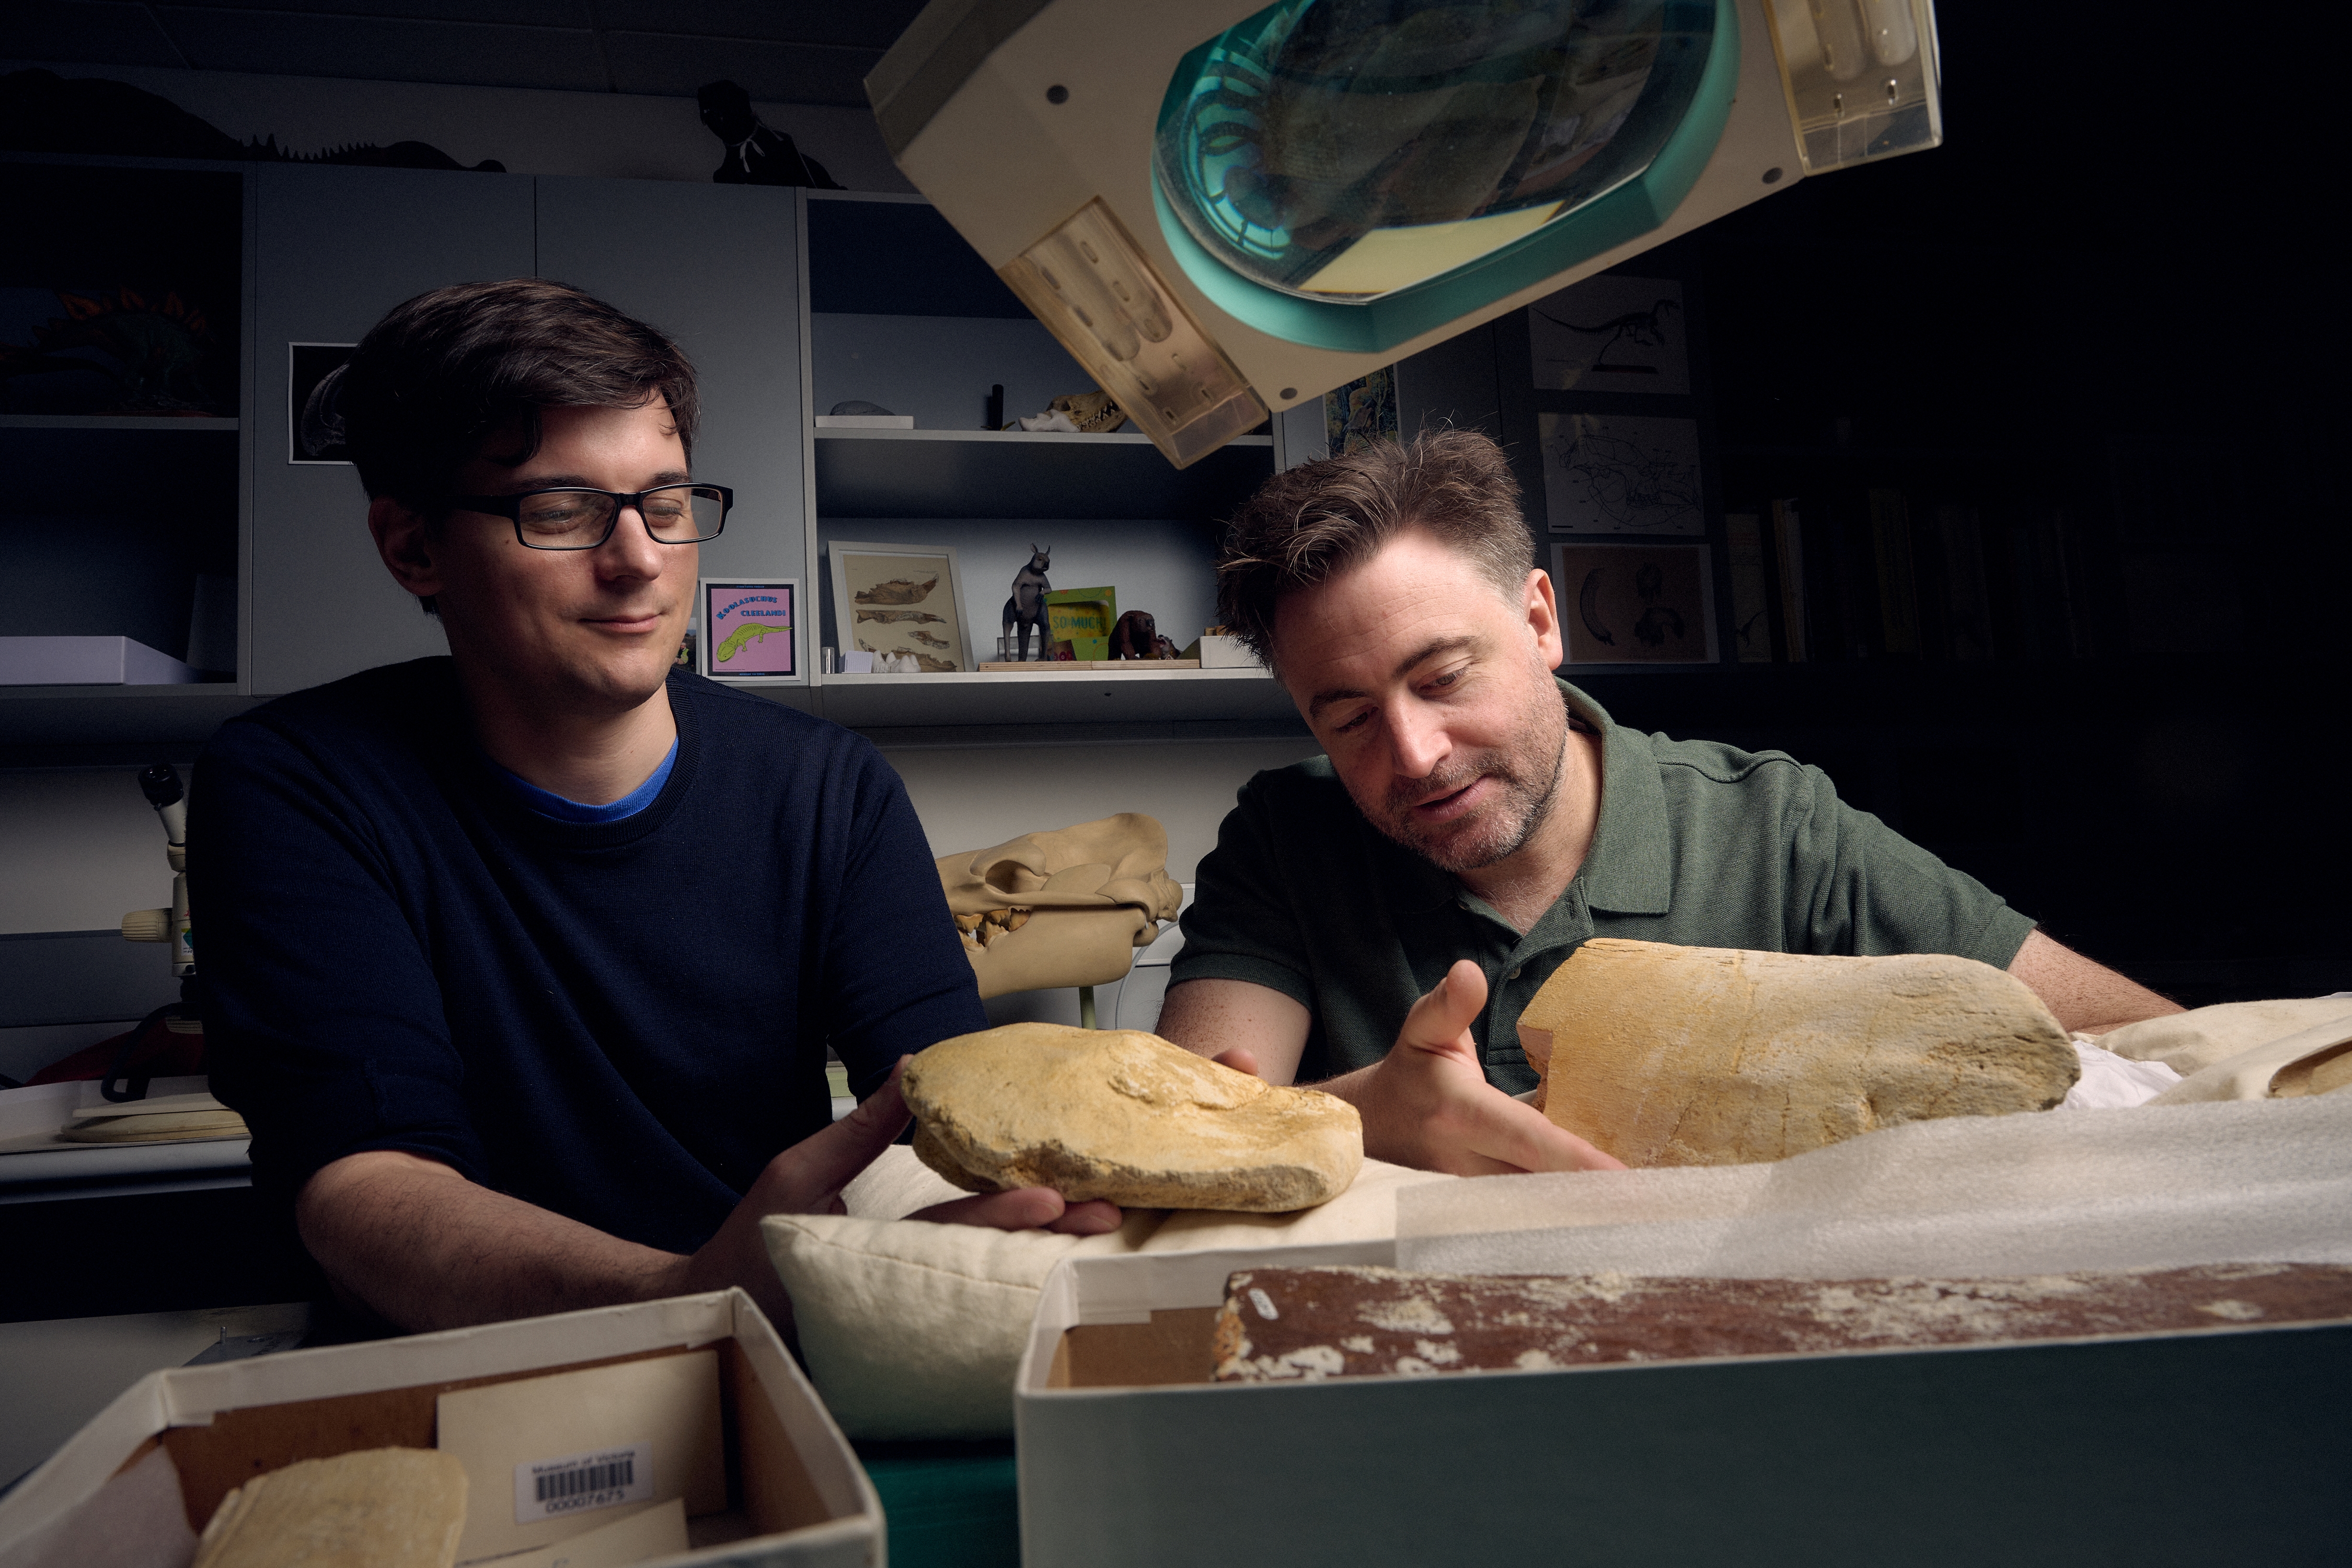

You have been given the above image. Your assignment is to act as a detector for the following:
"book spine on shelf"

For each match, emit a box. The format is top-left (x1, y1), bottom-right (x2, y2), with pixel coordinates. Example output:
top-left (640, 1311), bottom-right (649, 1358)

top-left (1934, 502), bottom-right (1995, 662)
top-left (1983, 506), bottom-right (2031, 661)
top-left (1724, 513), bottom-right (1773, 664)
top-left (2042, 508), bottom-right (2094, 659)
top-left (1818, 493), bottom-right (1872, 662)
top-left (1868, 489), bottom-right (1921, 658)
top-left (1767, 499), bottom-right (1807, 662)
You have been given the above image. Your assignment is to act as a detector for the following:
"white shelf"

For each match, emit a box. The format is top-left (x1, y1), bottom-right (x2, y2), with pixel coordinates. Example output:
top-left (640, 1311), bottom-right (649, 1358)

top-left (0, 686), bottom-right (259, 752)
top-left (817, 428), bottom-right (1270, 448)
top-left (813, 426), bottom-right (1275, 519)
top-left (814, 665), bottom-right (1291, 729)
top-left (0, 414), bottom-right (238, 431)
top-left (0, 1139), bottom-right (251, 1194)
top-left (0, 682), bottom-right (238, 696)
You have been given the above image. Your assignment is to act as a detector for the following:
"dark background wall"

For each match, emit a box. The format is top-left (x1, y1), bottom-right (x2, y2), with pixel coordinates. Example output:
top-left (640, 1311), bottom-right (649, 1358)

top-left (1565, 1), bottom-right (2348, 1003)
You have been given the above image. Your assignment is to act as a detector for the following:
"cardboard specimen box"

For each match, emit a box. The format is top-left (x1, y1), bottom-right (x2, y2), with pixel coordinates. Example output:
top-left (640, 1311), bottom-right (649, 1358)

top-left (0, 1290), bottom-right (881, 1568)
top-left (436, 1348), bottom-right (728, 1559)
top-left (1012, 1245), bottom-right (2350, 1567)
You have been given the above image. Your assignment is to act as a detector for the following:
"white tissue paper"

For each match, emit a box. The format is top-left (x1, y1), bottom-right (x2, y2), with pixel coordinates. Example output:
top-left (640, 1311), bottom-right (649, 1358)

top-left (1396, 1094), bottom-right (2352, 1281)
top-left (2062, 1037), bottom-right (2182, 1109)
top-left (0, 1443), bottom-right (193, 1568)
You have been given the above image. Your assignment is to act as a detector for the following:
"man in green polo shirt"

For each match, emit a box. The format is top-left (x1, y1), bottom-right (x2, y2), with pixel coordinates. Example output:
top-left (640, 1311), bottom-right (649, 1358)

top-left (1157, 430), bottom-right (2179, 1177)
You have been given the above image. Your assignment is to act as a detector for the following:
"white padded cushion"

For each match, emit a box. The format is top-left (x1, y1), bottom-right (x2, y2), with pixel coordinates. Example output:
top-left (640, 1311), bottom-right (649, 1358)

top-left (765, 1150), bottom-right (1449, 1438)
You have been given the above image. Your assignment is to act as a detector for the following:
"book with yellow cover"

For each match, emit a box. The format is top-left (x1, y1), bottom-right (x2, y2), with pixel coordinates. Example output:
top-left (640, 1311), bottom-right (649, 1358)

top-left (1043, 587), bottom-right (1115, 661)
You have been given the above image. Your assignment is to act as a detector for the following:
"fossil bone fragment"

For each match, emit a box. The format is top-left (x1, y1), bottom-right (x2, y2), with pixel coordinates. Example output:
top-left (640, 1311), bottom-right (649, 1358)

top-left (1517, 939), bottom-right (2078, 1166)
top-left (903, 1023), bottom-right (1362, 1210)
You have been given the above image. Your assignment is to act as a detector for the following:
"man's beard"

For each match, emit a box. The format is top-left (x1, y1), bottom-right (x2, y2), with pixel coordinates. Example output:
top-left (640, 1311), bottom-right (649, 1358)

top-left (1354, 698), bottom-right (1569, 874)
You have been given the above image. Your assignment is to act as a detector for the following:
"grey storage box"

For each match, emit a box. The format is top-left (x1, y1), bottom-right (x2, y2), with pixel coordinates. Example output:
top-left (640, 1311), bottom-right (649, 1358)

top-left (0, 636), bottom-right (200, 685)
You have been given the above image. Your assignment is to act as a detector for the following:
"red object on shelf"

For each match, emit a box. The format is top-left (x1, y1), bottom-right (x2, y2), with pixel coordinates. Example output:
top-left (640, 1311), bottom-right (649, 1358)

top-left (26, 1016), bottom-right (205, 1085)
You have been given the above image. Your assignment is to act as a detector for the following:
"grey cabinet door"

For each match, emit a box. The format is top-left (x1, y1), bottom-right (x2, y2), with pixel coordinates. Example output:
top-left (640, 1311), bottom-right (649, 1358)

top-left (248, 165), bottom-right (534, 695)
top-left (534, 177), bottom-right (804, 643)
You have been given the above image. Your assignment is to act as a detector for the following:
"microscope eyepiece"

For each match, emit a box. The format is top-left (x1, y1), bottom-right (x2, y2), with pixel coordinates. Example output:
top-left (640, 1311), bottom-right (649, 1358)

top-left (139, 763), bottom-right (184, 810)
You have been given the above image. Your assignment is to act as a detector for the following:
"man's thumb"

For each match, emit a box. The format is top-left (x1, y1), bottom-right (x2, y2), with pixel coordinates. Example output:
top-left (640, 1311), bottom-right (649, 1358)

top-left (1405, 960), bottom-right (1488, 1052)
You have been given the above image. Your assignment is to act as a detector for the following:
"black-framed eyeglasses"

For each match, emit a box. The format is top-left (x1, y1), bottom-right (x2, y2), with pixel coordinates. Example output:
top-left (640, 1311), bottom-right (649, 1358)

top-left (451, 485), bottom-right (732, 551)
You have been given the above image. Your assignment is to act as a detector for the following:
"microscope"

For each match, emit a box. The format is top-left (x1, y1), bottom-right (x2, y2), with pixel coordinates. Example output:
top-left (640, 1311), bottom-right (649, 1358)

top-left (110, 762), bottom-right (203, 1101)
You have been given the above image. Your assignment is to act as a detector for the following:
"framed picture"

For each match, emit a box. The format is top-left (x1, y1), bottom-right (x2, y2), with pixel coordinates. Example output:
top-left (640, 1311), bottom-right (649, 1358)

top-left (1526, 275), bottom-right (1688, 393)
top-left (1551, 542), bottom-right (1717, 665)
top-left (699, 578), bottom-right (800, 681)
top-left (1323, 365), bottom-right (1398, 456)
top-left (288, 342), bottom-right (355, 463)
top-left (1538, 411), bottom-right (1704, 535)
top-left (827, 541), bottom-right (970, 672)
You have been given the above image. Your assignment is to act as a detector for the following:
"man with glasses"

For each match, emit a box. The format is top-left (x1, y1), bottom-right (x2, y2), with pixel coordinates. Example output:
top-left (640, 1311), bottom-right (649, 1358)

top-left (197, 279), bottom-right (1116, 1338)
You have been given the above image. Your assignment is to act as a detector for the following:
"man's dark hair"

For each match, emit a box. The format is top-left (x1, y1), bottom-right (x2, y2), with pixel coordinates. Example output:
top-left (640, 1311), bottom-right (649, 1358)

top-left (336, 276), bottom-right (697, 509)
top-left (330, 278), bottom-right (699, 614)
top-left (1216, 428), bottom-right (1535, 667)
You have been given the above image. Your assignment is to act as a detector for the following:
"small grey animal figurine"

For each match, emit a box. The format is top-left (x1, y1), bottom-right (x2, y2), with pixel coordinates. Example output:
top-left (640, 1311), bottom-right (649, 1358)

top-left (1002, 545), bottom-right (1052, 661)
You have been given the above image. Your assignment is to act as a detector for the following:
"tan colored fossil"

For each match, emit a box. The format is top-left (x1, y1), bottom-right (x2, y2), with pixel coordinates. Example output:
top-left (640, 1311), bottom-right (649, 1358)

top-left (934, 814), bottom-right (1182, 997)
top-left (191, 1448), bottom-right (468, 1568)
top-left (903, 1023), bottom-right (1362, 1210)
top-left (1518, 938), bottom-right (2077, 1167)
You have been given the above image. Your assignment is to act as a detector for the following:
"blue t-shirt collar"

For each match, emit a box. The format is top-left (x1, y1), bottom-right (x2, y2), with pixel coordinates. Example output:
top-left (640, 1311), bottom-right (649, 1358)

top-left (492, 737), bottom-right (680, 824)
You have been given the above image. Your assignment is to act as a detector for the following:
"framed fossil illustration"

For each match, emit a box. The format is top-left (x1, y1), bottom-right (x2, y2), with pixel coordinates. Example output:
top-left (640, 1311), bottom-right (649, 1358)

top-left (1551, 541), bottom-right (1717, 665)
top-left (827, 541), bottom-right (971, 672)
top-left (698, 578), bottom-right (799, 681)
top-left (1539, 411), bottom-right (1704, 535)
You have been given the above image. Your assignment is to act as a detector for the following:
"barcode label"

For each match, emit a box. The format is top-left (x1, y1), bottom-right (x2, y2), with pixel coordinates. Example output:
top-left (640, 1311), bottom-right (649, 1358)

top-left (513, 1440), bottom-right (652, 1524)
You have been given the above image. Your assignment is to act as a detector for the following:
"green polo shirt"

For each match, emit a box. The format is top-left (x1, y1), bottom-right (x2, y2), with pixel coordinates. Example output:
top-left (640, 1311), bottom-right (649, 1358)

top-left (1169, 680), bottom-right (2036, 1092)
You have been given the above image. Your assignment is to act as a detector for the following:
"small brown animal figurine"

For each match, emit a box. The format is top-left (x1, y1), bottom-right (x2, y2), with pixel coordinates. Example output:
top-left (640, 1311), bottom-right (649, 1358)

top-left (1110, 609), bottom-right (1161, 660)
top-left (1151, 632), bottom-right (1182, 660)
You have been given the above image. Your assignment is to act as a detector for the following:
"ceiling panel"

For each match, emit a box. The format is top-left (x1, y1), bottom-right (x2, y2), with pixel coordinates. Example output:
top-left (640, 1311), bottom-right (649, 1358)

top-left (605, 32), bottom-right (877, 107)
top-left (155, 0), bottom-right (593, 24)
top-left (155, 7), bottom-right (610, 93)
top-left (11, 0), bottom-right (925, 107)
top-left (596, 0), bottom-right (927, 50)
top-left (4, 0), bottom-right (191, 70)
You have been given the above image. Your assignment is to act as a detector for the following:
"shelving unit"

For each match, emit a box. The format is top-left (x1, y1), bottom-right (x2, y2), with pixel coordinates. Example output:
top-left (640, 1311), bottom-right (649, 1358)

top-left (799, 190), bottom-right (1284, 732)
top-left (4, 164), bottom-right (1300, 751)
top-left (4, 158), bottom-right (246, 735)
top-left (816, 665), bottom-right (1287, 730)
top-left (812, 428), bottom-right (1272, 520)
top-left (0, 415), bottom-right (239, 431)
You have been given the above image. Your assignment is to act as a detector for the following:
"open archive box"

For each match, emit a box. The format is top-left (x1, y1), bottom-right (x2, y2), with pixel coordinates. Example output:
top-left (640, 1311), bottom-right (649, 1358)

top-left (0, 1289), bottom-right (881, 1567)
top-left (1012, 1239), bottom-right (2349, 1567)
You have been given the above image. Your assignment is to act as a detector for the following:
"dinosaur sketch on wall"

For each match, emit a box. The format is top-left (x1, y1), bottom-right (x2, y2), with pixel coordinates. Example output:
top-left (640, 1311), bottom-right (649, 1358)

top-left (1534, 296), bottom-right (1679, 376)
top-left (1526, 275), bottom-right (1689, 394)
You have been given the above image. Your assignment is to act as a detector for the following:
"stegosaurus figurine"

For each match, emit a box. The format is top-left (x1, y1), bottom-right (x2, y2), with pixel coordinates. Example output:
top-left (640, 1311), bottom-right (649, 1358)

top-left (17, 287), bottom-right (226, 415)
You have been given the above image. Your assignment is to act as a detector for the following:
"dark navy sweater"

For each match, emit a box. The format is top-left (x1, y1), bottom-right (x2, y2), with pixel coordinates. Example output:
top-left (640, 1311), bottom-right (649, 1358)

top-left (196, 659), bottom-right (985, 1255)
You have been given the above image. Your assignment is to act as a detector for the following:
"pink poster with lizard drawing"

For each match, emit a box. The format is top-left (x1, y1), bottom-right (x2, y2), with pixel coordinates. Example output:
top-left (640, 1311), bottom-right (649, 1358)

top-left (701, 579), bottom-right (797, 678)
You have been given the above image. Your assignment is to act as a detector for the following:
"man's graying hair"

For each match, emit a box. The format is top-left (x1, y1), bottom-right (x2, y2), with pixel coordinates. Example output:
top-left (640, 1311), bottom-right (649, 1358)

top-left (1215, 428), bottom-right (1536, 666)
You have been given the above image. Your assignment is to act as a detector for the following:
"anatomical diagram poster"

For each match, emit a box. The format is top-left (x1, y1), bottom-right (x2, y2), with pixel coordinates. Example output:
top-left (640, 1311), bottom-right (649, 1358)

top-left (1552, 542), bottom-right (1716, 665)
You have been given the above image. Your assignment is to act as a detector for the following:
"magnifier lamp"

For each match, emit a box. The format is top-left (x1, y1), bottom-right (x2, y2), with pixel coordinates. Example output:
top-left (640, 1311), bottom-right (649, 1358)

top-left (870, 0), bottom-right (1941, 467)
